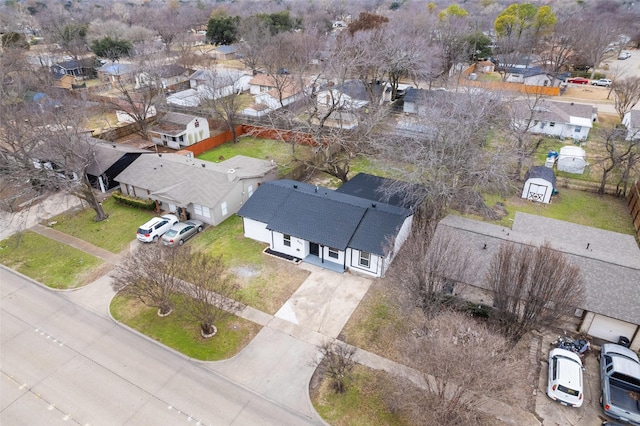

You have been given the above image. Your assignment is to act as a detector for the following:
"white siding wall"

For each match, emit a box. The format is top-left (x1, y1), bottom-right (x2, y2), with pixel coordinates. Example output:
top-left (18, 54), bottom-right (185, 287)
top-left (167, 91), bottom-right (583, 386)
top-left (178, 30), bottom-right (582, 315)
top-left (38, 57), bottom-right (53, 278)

top-left (320, 246), bottom-right (345, 266)
top-left (347, 248), bottom-right (383, 277)
top-left (272, 231), bottom-right (308, 258)
top-left (243, 218), bottom-right (271, 243)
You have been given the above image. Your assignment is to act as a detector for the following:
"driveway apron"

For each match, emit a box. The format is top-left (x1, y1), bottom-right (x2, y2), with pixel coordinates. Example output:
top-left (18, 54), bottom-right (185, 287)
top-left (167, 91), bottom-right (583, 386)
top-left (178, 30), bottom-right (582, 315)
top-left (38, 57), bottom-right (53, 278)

top-left (210, 263), bottom-right (372, 419)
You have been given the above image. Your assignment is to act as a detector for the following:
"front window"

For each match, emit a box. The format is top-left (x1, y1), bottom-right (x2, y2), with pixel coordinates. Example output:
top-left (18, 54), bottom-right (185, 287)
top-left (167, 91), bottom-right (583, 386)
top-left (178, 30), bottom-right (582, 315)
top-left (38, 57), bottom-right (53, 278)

top-left (575, 126), bottom-right (582, 132)
top-left (283, 234), bottom-right (291, 247)
top-left (328, 247), bottom-right (339, 259)
top-left (194, 204), bottom-right (210, 218)
top-left (359, 251), bottom-right (370, 268)
top-left (550, 122), bottom-right (556, 127)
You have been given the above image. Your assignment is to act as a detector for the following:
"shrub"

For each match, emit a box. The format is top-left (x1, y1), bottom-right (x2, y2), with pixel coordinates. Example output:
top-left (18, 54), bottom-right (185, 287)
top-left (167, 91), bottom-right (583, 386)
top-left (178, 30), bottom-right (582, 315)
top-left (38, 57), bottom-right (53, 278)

top-left (112, 190), bottom-right (156, 210)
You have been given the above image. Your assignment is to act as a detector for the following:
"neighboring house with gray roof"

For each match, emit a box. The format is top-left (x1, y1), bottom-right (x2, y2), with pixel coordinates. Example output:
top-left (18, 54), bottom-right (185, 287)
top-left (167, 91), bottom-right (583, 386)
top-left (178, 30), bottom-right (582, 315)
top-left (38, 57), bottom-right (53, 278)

top-left (435, 212), bottom-right (640, 350)
top-left (236, 175), bottom-right (416, 277)
top-left (511, 99), bottom-right (597, 142)
top-left (148, 112), bottom-right (210, 150)
top-left (114, 154), bottom-right (277, 225)
top-left (86, 141), bottom-right (151, 193)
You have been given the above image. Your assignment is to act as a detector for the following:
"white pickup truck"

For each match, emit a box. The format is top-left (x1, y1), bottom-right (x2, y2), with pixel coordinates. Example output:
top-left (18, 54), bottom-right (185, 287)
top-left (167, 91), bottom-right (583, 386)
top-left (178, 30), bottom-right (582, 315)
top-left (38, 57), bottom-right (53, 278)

top-left (600, 343), bottom-right (640, 426)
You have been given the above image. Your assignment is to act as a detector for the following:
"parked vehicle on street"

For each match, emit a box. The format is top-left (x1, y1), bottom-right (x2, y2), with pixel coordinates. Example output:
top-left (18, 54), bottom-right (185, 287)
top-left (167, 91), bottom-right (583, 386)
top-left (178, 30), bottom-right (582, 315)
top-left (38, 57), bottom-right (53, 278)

top-left (592, 79), bottom-right (613, 87)
top-left (600, 343), bottom-right (640, 425)
top-left (567, 77), bottom-right (590, 85)
top-left (161, 220), bottom-right (204, 246)
top-left (136, 214), bottom-right (179, 243)
top-left (547, 348), bottom-right (584, 407)
top-left (619, 52), bottom-right (631, 60)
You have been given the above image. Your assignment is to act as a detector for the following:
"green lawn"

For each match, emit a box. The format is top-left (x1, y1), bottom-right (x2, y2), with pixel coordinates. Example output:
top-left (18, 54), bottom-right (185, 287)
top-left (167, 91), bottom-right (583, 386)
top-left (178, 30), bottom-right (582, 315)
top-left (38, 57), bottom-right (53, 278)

top-left (190, 215), bottom-right (265, 267)
top-left (312, 365), bottom-right (407, 426)
top-left (197, 137), bottom-right (311, 177)
top-left (482, 188), bottom-right (635, 234)
top-left (0, 231), bottom-right (103, 289)
top-left (110, 293), bottom-right (261, 361)
top-left (49, 197), bottom-right (155, 253)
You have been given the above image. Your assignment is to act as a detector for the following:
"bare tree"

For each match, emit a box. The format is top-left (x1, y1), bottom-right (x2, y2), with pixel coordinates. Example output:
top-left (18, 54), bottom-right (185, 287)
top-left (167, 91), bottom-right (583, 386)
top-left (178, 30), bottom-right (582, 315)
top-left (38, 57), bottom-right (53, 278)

top-left (236, 16), bottom-right (272, 75)
top-left (487, 242), bottom-right (585, 341)
top-left (386, 221), bottom-right (471, 317)
top-left (377, 90), bottom-right (513, 222)
top-left (386, 310), bottom-right (528, 426)
top-left (612, 77), bottom-right (640, 121)
top-left (181, 250), bottom-right (242, 337)
top-left (596, 126), bottom-right (640, 195)
top-left (112, 244), bottom-right (185, 316)
top-left (538, 13), bottom-right (582, 84)
top-left (105, 64), bottom-right (161, 140)
top-left (0, 99), bottom-right (109, 221)
top-left (505, 94), bottom-right (548, 178)
top-left (146, 3), bottom-right (191, 54)
top-left (573, 12), bottom-right (622, 79)
top-left (199, 69), bottom-right (248, 143)
top-left (313, 341), bottom-right (356, 394)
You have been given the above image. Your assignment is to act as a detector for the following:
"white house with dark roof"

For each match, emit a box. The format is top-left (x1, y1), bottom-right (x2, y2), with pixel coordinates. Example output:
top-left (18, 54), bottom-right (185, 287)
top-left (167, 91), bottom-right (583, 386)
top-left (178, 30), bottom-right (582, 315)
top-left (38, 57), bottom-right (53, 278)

top-left (435, 213), bottom-right (640, 351)
top-left (237, 174), bottom-right (418, 277)
top-left (148, 112), bottom-right (209, 150)
top-left (114, 154), bottom-right (277, 225)
top-left (623, 110), bottom-right (640, 141)
top-left (511, 99), bottom-right (597, 142)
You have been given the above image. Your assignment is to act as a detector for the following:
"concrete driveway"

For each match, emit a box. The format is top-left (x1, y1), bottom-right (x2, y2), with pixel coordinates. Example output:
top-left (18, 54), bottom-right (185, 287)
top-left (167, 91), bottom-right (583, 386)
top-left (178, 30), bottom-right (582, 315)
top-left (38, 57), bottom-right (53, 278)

top-left (535, 333), bottom-right (609, 425)
top-left (210, 263), bottom-right (372, 419)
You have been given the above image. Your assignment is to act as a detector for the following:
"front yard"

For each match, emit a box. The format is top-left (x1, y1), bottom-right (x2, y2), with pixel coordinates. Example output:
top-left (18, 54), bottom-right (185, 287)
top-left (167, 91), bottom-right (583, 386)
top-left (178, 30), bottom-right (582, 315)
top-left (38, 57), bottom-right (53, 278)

top-left (0, 231), bottom-right (105, 289)
top-left (48, 197), bottom-right (155, 254)
top-left (110, 292), bottom-right (261, 361)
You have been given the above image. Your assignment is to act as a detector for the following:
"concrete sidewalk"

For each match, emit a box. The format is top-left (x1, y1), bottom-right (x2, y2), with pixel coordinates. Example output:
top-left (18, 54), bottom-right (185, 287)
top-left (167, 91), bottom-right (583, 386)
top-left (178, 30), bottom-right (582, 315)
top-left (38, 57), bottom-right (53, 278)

top-left (30, 223), bottom-right (123, 265)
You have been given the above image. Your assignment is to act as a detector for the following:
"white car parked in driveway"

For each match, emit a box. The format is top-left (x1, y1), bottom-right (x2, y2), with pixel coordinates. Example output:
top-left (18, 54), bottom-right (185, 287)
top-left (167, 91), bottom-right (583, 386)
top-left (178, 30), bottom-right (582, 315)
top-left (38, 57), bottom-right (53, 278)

top-left (547, 348), bottom-right (584, 408)
top-left (619, 52), bottom-right (631, 60)
top-left (136, 214), bottom-right (179, 242)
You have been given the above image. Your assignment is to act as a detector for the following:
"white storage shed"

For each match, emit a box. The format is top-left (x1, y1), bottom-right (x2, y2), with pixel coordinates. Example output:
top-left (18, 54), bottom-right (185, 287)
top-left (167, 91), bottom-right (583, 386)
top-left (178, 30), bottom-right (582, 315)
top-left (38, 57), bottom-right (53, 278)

top-left (522, 166), bottom-right (556, 203)
top-left (557, 146), bottom-right (588, 174)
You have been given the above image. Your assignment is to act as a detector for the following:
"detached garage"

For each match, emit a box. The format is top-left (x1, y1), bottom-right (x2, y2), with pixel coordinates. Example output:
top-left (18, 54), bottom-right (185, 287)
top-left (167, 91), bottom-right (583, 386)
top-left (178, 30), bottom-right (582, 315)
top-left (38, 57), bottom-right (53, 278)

top-left (522, 166), bottom-right (556, 203)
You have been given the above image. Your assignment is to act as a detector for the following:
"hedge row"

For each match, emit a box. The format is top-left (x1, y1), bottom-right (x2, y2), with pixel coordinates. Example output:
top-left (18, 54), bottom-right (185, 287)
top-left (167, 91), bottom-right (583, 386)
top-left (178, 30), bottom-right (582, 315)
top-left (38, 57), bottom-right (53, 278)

top-left (112, 190), bottom-right (156, 210)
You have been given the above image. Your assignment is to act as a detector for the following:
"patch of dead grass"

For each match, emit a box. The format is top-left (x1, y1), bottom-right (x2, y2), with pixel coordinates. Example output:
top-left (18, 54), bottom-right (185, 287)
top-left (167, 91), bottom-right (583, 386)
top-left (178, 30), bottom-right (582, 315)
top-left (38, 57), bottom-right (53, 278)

top-left (237, 254), bottom-right (310, 314)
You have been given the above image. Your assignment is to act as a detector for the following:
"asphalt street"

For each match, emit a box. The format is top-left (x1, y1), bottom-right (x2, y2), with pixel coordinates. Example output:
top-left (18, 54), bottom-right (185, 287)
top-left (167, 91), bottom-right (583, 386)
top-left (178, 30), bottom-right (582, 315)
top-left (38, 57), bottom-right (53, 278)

top-left (0, 266), bottom-right (322, 426)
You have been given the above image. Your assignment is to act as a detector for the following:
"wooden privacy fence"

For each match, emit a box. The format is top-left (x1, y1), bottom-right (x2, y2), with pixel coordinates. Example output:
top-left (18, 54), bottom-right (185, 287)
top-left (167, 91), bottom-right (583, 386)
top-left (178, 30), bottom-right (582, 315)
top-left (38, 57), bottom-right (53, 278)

top-left (181, 124), bottom-right (320, 157)
top-left (628, 181), bottom-right (640, 240)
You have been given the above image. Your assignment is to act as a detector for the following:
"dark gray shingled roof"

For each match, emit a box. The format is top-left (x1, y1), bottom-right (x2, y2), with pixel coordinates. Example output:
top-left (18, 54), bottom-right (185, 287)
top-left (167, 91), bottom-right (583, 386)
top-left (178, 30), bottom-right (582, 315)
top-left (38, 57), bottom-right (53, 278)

top-left (237, 179), bottom-right (411, 255)
top-left (336, 172), bottom-right (424, 211)
top-left (436, 213), bottom-right (640, 325)
top-left (524, 166), bottom-right (556, 188)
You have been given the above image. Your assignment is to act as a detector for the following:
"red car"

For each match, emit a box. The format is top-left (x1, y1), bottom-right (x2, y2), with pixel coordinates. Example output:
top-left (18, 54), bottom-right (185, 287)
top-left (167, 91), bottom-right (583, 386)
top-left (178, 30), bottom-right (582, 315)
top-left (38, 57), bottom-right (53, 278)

top-left (566, 77), bottom-right (589, 84)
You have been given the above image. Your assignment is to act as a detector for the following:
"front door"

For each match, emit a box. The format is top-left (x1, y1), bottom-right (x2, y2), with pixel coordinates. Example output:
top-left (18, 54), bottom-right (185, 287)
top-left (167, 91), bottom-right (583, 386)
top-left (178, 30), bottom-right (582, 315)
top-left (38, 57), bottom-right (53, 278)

top-left (309, 243), bottom-right (319, 256)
